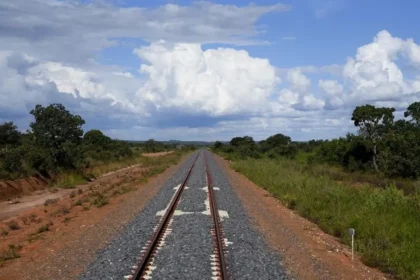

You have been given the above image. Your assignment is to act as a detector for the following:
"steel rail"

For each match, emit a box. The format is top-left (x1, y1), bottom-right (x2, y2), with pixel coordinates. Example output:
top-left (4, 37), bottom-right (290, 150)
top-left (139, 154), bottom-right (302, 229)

top-left (131, 151), bottom-right (200, 280)
top-left (204, 151), bottom-right (229, 280)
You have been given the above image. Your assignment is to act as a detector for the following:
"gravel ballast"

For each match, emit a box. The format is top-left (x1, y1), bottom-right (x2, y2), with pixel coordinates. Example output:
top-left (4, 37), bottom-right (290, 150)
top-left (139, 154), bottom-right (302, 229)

top-left (80, 150), bottom-right (289, 280)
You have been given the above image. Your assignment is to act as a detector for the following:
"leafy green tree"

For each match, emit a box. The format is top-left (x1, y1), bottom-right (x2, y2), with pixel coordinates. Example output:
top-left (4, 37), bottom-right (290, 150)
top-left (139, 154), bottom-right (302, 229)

top-left (144, 139), bottom-right (162, 153)
top-left (379, 120), bottom-right (420, 178)
top-left (351, 105), bottom-right (395, 171)
top-left (0, 148), bottom-right (22, 174)
top-left (213, 141), bottom-right (223, 149)
top-left (30, 104), bottom-right (85, 170)
top-left (229, 136), bottom-right (255, 147)
top-left (404, 101), bottom-right (420, 125)
top-left (265, 133), bottom-right (291, 147)
top-left (83, 130), bottom-right (111, 147)
top-left (0, 122), bottom-right (21, 149)
top-left (259, 133), bottom-right (295, 157)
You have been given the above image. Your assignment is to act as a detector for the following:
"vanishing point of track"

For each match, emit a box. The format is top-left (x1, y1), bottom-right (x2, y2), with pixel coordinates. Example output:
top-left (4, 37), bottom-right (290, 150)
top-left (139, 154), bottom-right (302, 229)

top-left (129, 151), bottom-right (229, 280)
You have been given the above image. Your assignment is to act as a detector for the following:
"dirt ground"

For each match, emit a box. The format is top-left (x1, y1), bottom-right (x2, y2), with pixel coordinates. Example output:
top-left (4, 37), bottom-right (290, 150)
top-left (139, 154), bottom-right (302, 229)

top-left (142, 151), bottom-right (174, 157)
top-left (215, 155), bottom-right (389, 280)
top-left (0, 164), bottom-right (144, 221)
top-left (0, 154), bottom-right (189, 280)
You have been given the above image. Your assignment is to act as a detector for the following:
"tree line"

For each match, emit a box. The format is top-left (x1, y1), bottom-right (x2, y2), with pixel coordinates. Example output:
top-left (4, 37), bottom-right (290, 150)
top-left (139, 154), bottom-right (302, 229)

top-left (214, 101), bottom-right (420, 179)
top-left (0, 104), bottom-right (133, 180)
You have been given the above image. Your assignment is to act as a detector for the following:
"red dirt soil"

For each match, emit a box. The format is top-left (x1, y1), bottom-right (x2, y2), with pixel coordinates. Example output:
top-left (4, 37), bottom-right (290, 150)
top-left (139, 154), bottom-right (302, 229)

top-left (0, 154), bottom-right (189, 280)
top-left (0, 176), bottom-right (49, 201)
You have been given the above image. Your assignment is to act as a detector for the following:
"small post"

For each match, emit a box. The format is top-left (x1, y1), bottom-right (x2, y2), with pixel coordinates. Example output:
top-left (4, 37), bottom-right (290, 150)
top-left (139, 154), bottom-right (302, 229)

top-left (348, 228), bottom-right (355, 261)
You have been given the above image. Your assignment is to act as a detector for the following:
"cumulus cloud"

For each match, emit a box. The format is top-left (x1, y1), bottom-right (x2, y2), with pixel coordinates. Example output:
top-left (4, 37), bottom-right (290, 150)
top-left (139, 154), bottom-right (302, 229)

top-left (343, 30), bottom-right (420, 102)
top-left (0, 51), bottom-right (143, 130)
top-left (319, 80), bottom-right (344, 96)
top-left (287, 68), bottom-right (311, 92)
top-left (0, 0), bottom-right (289, 65)
top-left (293, 95), bottom-right (325, 111)
top-left (318, 79), bottom-right (345, 108)
top-left (134, 42), bottom-right (280, 116)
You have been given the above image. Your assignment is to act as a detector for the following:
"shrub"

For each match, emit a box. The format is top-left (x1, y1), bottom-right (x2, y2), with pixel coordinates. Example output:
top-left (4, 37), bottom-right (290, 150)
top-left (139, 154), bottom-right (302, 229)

top-left (37, 222), bottom-right (53, 233)
top-left (0, 244), bottom-right (21, 262)
top-left (91, 193), bottom-right (108, 208)
top-left (7, 220), bottom-right (20, 230)
top-left (44, 198), bottom-right (58, 206)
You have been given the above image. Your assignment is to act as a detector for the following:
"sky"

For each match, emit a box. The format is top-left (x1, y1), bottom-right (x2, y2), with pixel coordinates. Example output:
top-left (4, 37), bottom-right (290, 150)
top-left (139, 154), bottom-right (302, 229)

top-left (1, 0), bottom-right (420, 141)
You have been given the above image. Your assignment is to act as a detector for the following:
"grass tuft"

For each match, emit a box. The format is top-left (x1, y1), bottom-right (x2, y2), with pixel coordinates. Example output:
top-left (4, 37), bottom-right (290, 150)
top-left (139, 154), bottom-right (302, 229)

top-left (52, 172), bottom-right (86, 189)
top-left (44, 198), bottom-right (58, 206)
top-left (37, 222), bottom-right (53, 234)
top-left (0, 244), bottom-right (21, 262)
top-left (6, 220), bottom-right (20, 231)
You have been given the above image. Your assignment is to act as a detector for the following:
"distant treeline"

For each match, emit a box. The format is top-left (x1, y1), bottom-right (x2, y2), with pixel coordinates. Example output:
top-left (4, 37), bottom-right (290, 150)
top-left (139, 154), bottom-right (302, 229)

top-left (0, 104), bottom-right (192, 181)
top-left (214, 101), bottom-right (420, 179)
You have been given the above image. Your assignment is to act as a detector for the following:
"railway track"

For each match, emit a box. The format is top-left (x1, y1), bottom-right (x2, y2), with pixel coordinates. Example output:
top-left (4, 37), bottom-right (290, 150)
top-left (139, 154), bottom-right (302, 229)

top-left (127, 151), bottom-right (229, 280)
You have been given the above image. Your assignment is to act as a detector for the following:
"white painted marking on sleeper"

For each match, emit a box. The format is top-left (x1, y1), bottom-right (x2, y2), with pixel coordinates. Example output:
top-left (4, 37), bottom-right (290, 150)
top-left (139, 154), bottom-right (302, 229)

top-left (156, 184), bottom-right (185, 216)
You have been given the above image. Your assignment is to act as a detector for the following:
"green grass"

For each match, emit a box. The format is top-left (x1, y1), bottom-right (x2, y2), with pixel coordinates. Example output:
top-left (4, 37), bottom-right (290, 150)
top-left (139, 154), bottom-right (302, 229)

top-left (0, 244), bottom-right (21, 263)
top-left (232, 158), bottom-right (420, 280)
top-left (37, 222), bottom-right (53, 233)
top-left (90, 191), bottom-right (109, 208)
top-left (51, 172), bottom-right (86, 189)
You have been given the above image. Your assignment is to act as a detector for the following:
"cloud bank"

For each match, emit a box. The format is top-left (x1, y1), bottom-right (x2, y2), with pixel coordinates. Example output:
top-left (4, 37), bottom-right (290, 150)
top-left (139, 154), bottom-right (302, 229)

top-left (1, 0), bottom-right (420, 141)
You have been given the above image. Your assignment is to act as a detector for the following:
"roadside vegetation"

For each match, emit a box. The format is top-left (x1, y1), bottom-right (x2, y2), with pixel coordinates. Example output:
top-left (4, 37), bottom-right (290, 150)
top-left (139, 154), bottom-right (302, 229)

top-left (0, 103), bottom-right (195, 187)
top-left (214, 102), bottom-right (420, 280)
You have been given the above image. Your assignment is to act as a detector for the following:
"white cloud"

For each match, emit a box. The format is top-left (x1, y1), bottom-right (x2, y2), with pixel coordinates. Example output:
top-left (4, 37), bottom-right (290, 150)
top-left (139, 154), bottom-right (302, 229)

top-left (318, 80), bottom-right (344, 96)
top-left (0, 0), bottom-right (289, 65)
top-left (343, 30), bottom-right (420, 102)
top-left (294, 95), bottom-right (326, 111)
top-left (278, 89), bottom-right (299, 106)
top-left (318, 79), bottom-right (345, 108)
top-left (287, 68), bottom-right (311, 92)
top-left (134, 41), bottom-right (280, 116)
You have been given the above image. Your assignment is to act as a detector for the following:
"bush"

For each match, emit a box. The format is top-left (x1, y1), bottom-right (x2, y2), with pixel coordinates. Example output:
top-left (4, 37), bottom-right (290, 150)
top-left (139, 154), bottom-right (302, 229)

top-left (7, 220), bottom-right (20, 231)
top-left (0, 244), bottom-right (21, 262)
top-left (44, 198), bottom-right (59, 206)
top-left (37, 222), bottom-right (53, 233)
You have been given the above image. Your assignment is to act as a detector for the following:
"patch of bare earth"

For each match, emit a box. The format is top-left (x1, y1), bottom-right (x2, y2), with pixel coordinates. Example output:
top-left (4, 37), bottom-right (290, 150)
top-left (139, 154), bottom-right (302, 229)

top-left (142, 151), bottom-right (173, 157)
top-left (0, 155), bottom-right (189, 280)
top-left (215, 155), bottom-right (390, 280)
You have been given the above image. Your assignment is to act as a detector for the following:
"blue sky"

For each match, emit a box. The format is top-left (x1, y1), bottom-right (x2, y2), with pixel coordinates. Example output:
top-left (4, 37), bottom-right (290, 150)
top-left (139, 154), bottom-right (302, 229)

top-left (1, 0), bottom-right (420, 141)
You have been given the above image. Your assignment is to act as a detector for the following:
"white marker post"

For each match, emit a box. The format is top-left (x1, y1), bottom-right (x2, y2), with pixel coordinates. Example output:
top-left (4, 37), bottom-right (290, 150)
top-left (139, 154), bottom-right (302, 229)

top-left (348, 228), bottom-right (355, 261)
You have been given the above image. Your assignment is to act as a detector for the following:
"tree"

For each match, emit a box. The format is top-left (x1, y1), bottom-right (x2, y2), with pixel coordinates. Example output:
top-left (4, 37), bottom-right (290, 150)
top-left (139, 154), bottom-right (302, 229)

top-left (265, 133), bottom-right (291, 147)
top-left (144, 139), bottom-right (165, 153)
top-left (351, 105), bottom-right (395, 172)
top-left (377, 119), bottom-right (420, 178)
top-left (214, 141), bottom-right (223, 149)
top-left (30, 104), bottom-right (85, 169)
top-left (0, 122), bottom-right (21, 149)
top-left (230, 136), bottom-right (255, 147)
top-left (404, 101), bottom-right (420, 125)
top-left (84, 129), bottom-right (111, 147)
